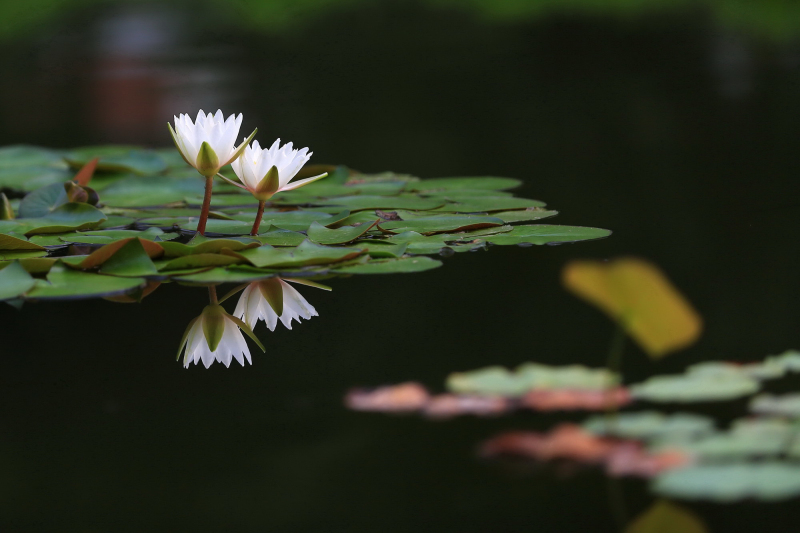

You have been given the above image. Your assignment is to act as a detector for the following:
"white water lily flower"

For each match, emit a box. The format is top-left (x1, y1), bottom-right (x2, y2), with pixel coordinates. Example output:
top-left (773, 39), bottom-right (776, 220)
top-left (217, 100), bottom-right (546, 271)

top-left (229, 138), bottom-right (327, 200)
top-left (168, 109), bottom-right (256, 177)
top-left (178, 304), bottom-right (265, 368)
top-left (234, 278), bottom-right (324, 331)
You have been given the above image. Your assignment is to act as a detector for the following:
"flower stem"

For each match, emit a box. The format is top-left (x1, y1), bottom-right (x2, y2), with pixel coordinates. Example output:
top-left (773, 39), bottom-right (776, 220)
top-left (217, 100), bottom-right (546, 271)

top-left (208, 285), bottom-right (218, 304)
top-left (250, 200), bottom-right (266, 236)
top-left (197, 176), bottom-right (214, 236)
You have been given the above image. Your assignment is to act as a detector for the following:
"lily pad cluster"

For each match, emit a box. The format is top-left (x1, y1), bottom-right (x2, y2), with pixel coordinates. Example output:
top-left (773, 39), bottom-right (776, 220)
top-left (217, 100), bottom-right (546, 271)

top-left (347, 350), bottom-right (800, 501)
top-left (0, 145), bottom-right (611, 301)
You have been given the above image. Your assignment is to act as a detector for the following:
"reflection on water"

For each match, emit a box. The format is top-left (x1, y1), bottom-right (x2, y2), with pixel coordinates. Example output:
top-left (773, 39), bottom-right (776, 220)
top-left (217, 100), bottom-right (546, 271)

top-left (179, 279), bottom-right (325, 368)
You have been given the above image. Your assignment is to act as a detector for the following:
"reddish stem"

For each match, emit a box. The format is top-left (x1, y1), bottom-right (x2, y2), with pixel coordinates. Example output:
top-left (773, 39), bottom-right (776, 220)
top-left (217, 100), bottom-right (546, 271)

top-left (250, 200), bottom-right (266, 236)
top-left (197, 176), bottom-right (214, 236)
top-left (208, 285), bottom-right (218, 304)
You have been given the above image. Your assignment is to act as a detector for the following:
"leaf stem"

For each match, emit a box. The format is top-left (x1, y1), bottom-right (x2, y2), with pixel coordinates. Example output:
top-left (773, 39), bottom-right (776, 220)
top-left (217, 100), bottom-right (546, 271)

top-left (208, 285), bottom-right (218, 304)
top-left (197, 175), bottom-right (214, 235)
top-left (251, 200), bottom-right (266, 236)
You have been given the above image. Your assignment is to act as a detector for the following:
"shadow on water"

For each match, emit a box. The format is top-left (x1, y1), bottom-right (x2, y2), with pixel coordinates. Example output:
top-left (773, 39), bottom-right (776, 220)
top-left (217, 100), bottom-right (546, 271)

top-left (1, 1), bottom-right (800, 531)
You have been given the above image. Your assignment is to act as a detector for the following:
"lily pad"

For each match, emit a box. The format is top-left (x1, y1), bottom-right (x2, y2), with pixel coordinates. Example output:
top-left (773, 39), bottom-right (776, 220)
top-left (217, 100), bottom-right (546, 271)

top-left (630, 372), bottom-right (759, 402)
top-left (66, 147), bottom-right (168, 175)
top-left (653, 462), bottom-right (800, 502)
top-left (99, 176), bottom-right (204, 207)
top-left (0, 261), bottom-right (36, 300)
top-left (411, 176), bottom-right (522, 192)
top-left (229, 240), bottom-right (365, 268)
top-left (484, 225), bottom-right (612, 245)
top-left (750, 393), bottom-right (800, 416)
top-left (583, 412), bottom-right (716, 441)
top-left (307, 220), bottom-right (378, 245)
top-left (25, 264), bottom-right (147, 300)
top-left (446, 363), bottom-right (619, 397)
top-left (379, 215), bottom-right (505, 235)
top-left (0, 233), bottom-right (46, 251)
top-left (332, 256), bottom-right (442, 274)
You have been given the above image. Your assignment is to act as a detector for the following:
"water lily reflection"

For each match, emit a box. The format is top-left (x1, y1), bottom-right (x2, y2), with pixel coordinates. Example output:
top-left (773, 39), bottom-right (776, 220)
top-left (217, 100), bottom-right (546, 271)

top-left (234, 277), bottom-right (328, 331)
top-left (179, 302), bottom-right (264, 369)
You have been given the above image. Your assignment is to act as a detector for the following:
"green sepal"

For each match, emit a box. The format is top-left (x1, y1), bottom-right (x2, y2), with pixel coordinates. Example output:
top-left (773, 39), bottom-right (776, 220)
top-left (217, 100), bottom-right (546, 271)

top-left (223, 128), bottom-right (258, 166)
top-left (255, 165), bottom-right (280, 200)
top-left (177, 315), bottom-right (200, 361)
top-left (167, 123), bottom-right (193, 167)
top-left (201, 303), bottom-right (226, 352)
top-left (227, 314), bottom-right (266, 353)
top-left (258, 277), bottom-right (283, 315)
top-left (0, 193), bottom-right (14, 220)
top-left (195, 141), bottom-right (220, 177)
top-left (283, 277), bottom-right (332, 291)
top-left (219, 283), bottom-right (249, 303)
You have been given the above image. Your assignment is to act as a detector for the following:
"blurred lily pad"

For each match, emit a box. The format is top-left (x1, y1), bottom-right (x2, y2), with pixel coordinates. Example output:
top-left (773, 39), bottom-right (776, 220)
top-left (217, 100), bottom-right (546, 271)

top-left (66, 147), bottom-right (168, 175)
top-left (630, 371), bottom-right (759, 402)
top-left (411, 176), bottom-right (522, 191)
top-left (100, 176), bottom-right (204, 207)
top-left (653, 462), bottom-right (800, 502)
top-left (447, 363), bottom-right (619, 397)
top-left (750, 393), bottom-right (800, 416)
top-left (583, 412), bottom-right (716, 441)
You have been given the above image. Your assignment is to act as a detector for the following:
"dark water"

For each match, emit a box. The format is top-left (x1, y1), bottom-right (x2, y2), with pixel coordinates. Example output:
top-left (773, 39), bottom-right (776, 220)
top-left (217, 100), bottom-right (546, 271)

top-left (1, 2), bottom-right (800, 531)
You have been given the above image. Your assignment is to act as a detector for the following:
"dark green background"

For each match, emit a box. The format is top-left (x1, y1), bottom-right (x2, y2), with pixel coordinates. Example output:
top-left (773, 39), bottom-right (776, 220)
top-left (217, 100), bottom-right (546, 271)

top-left (1, 1), bottom-right (799, 531)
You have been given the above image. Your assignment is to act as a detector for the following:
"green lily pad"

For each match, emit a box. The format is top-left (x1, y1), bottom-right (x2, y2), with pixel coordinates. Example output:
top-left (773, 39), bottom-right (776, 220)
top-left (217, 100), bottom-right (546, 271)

top-left (228, 240), bottom-right (364, 269)
top-left (432, 195), bottom-right (546, 212)
top-left (314, 195), bottom-right (444, 211)
top-left (307, 220), bottom-right (378, 245)
top-left (583, 411), bottom-right (716, 441)
top-left (494, 209), bottom-right (559, 223)
top-left (17, 182), bottom-right (67, 218)
top-left (410, 176), bottom-right (522, 192)
top-left (66, 147), bottom-right (168, 175)
top-left (21, 203), bottom-right (108, 236)
top-left (61, 227), bottom-right (165, 245)
top-left (26, 264), bottom-right (147, 300)
top-left (379, 215), bottom-right (505, 235)
top-left (0, 261), bottom-right (36, 300)
top-left (446, 363), bottom-right (619, 397)
top-left (333, 256), bottom-right (442, 274)
top-left (662, 418), bottom-right (796, 459)
top-left (0, 167), bottom-right (73, 192)
top-left (256, 228), bottom-right (307, 246)
top-left (157, 253), bottom-right (243, 271)
top-left (171, 266), bottom-right (278, 285)
top-left (630, 371), bottom-right (760, 403)
top-left (100, 238), bottom-right (159, 277)
top-left (653, 462), bottom-right (800, 502)
top-left (100, 176), bottom-right (204, 207)
top-left (750, 393), bottom-right (800, 416)
top-left (0, 145), bottom-right (67, 169)
top-left (482, 225), bottom-right (612, 245)
top-left (0, 233), bottom-right (46, 251)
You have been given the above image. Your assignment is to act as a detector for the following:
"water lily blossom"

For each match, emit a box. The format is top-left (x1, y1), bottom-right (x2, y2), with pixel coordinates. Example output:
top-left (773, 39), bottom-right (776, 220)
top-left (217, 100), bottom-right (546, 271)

top-left (168, 109), bottom-right (256, 235)
top-left (233, 277), bottom-right (329, 331)
top-left (226, 139), bottom-right (328, 234)
top-left (178, 303), bottom-right (265, 369)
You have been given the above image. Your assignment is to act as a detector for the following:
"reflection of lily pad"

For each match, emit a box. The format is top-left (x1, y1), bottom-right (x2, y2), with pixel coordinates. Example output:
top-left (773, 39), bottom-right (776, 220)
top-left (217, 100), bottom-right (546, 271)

top-left (653, 462), bottom-right (800, 502)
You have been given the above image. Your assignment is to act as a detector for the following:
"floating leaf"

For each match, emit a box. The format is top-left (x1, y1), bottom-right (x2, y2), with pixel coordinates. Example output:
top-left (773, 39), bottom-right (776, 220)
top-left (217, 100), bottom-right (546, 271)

top-left (158, 253), bottom-right (243, 271)
top-left (750, 393), bottom-right (800, 416)
top-left (433, 195), bottom-right (546, 212)
top-left (411, 176), bottom-right (522, 192)
top-left (22, 203), bottom-right (108, 236)
top-left (332, 256), bottom-right (442, 274)
top-left (653, 463), bottom-right (800, 502)
top-left (625, 500), bottom-right (708, 533)
top-left (99, 239), bottom-right (159, 277)
top-left (563, 258), bottom-right (701, 359)
top-left (78, 237), bottom-right (163, 269)
top-left (229, 240), bottom-right (364, 268)
top-left (345, 383), bottom-right (431, 413)
top-left (629, 372), bottom-right (759, 402)
top-left (0, 233), bottom-right (46, 251)
top-left (447, 363), bottom-right (619, 397)
top-left (494, 209), bottom-right (559, 223)
top-left (256, 228), bottom-right (307, 246)
top-left (379, 215), bottom-right (505, 235)
top-left (0, 261), bottom-right (36, 300)
top-left (307, 220), bottom-right (378, 245)
top-left (66, 146), bottom-right (168, 175)
top-left (484, 224), bottom-right (611, 246)
top-left (583, 412), bottom-right (716, 441)
top-left (17, 181), bottom-right (67, 217)
top-left (661, 418), bottom-right (796, 459)
top-left (99, 176), bottom-right (204, 207)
